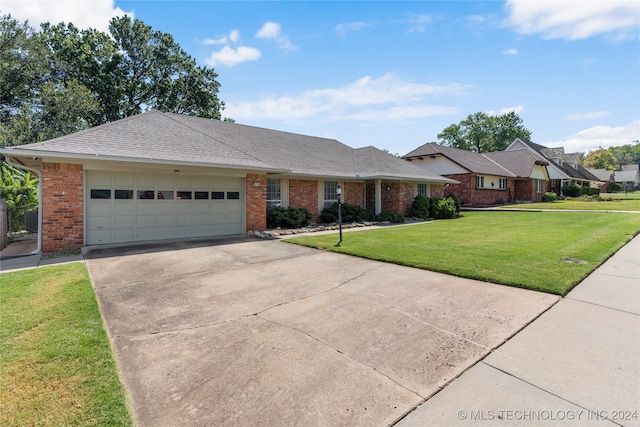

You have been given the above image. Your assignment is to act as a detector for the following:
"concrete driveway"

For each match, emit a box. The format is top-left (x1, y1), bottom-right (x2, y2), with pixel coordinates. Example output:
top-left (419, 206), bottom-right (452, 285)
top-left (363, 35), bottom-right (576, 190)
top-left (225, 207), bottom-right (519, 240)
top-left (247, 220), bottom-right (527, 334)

top-left (84, 236), bottom-right (558, 426)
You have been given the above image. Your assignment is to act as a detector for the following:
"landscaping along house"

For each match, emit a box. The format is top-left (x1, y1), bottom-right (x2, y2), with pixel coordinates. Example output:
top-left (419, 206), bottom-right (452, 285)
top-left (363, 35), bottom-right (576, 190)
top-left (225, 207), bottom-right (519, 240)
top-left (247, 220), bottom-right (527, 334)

top-left (1, 110), bottom-right (457, 253)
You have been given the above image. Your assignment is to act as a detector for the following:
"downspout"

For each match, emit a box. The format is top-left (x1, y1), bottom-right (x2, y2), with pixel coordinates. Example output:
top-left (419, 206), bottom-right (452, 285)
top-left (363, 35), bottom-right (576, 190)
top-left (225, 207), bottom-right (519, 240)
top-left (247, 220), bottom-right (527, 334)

top-left (375, 179), bottom-right (382, 215)
top-left (4, 158), bottom-right (42, 254)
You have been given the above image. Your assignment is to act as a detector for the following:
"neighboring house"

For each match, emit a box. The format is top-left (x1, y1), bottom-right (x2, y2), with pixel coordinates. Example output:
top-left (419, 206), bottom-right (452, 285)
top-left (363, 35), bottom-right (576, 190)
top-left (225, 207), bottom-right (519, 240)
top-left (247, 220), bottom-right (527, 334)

top-left (505, 139), bottom-right (602, 194)
top-left (402, 143), bottom-right (549, 207)
top-left (0, 110), bottom-right (457, 253)
top-left (615, 164), bottom-right (640, 191)
top-left (585, 168), bottom-right (616, 193)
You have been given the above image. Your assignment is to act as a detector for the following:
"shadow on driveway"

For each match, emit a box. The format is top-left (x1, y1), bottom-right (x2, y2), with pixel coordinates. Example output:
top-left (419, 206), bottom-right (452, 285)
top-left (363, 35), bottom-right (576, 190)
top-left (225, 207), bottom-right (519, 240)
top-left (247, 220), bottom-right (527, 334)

top-left (85, 236), bottom-right (558, 426)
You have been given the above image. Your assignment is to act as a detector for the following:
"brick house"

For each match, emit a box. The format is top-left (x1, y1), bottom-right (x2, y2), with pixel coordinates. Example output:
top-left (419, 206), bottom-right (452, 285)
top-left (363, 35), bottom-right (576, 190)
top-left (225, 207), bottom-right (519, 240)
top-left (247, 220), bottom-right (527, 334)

top-left (505, 139), bottom-right (601, 195)
top-left (1, 110), bottom-right (456, 253)
top-left (402, 143), bottom-right (550, 207)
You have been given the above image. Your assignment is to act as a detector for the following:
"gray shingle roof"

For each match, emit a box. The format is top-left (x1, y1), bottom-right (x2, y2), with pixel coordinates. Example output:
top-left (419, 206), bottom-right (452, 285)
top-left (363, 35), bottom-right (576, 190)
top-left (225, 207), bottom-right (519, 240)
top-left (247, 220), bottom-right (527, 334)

top-left (586, 168), bottom-right (615, 181)
top-left (404, 142), bottom-right (550, 179)
top-left (1, 110), bottom-right (455, 183)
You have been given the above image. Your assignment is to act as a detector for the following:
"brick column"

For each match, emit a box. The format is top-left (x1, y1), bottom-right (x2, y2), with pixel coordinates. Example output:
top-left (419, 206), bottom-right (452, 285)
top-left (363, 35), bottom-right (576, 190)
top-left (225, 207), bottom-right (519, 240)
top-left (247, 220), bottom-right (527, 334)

top-left (41, 163), bottom-right (84, 252)
top-left (246, 173), bottom-right (267, 232)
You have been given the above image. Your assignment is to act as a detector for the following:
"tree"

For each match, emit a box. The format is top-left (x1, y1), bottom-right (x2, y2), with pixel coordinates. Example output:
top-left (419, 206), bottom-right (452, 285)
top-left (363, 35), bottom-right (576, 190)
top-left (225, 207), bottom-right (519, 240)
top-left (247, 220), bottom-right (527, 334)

top-left (1, 13), bottom-right (226, 150)
top-left (437, 111), bottom-right (532, 153)
top-left (583, 148), bottom-right (618, 170)
top-left (609, 141), bottom-right (640, 166)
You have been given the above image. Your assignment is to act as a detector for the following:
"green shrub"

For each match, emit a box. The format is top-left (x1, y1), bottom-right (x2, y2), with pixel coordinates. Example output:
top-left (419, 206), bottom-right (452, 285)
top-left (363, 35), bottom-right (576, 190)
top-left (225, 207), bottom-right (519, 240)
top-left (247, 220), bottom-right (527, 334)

top-left (588, 187), bottom-right (600, 196)
top-left (410, 194), bottom-right (430, 219)
top-left (267, 206), bottom-right (313, 228)
top-left (447, 193), bottom-right (461, 214)
top-left (431, 197), bottom-right (457, 219)
top-left (544, 192), bottom-right (557, 202)
top-left (609, 182), bottom-right (622, 192)
top-left (562, 184), bottom-right (582, 198)
top-left (375, 211), bottom-right (405, 223)
top-left (320, 202), bottom-right (374, 223)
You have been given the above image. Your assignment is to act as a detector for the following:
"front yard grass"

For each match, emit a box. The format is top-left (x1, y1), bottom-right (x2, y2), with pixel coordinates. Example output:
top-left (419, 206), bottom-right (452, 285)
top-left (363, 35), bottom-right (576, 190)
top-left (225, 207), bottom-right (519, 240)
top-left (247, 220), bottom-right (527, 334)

top-left (502, 198), bottom-right (640, 211)
top-left (287, 211), bottom-right (640, 295)
top-left (0, 263), bottom-right (133, 427)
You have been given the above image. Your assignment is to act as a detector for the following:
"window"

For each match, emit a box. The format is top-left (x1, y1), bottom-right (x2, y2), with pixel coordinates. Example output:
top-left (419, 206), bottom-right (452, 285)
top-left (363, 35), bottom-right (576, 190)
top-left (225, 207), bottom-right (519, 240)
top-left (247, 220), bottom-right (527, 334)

top-left (177, 191), bottom-right (192, 200)
top-left (115, 190), bottom-right (133, 199)
top-left (211, 191), bottom-right (225, 200)
top-left (266, 178), bottom-right (282, 209)
top-left (499, 178), bottom-right (507, 190)
top-left (227, 191), bottom-right (240, 200)
top-left (194, 191), bottom-right (209, 200)
top-left (157, 190), bottom-right (174, 200)
top-left (476, 176), bottom-right (485, 189)
top-left (536, 179), bottom-right (543, 193)
top-left (323, 181), bottom-right (339, 208)
top-left (90, 189), bottom-right (111, 199)
top-left (417, 183), bottom-right (428, 197)
top-left (138, 190), bottom-right (155, 200)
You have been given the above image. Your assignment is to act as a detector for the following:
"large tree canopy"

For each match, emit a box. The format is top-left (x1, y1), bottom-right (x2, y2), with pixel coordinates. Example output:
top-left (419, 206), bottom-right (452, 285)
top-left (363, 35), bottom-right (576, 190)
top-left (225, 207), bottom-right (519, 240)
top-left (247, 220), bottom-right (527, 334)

top-left (584, 141), bottom-right (640, 170)
top-left (1, 14), bottom-right (225, 149)
top-left (437, 111), bottom-right (532, 153)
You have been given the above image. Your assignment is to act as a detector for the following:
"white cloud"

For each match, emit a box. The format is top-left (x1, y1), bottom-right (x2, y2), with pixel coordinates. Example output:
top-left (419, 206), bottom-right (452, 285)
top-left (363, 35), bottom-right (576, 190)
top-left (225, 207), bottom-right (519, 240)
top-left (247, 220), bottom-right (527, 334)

top-left (505, 0), bottom-right (640, 40)
top-left (225, 73), bottom-right (469, 121)
top-left (334, 21), bottom-right (370, 37)
top-left (256, 21), bottom-right (281, 39)
top-left (255, 21), bottom-right (297, 51)
top-left (565, 111), bottom-right (611, 120)
top-left (502, 48), bottom-right (519, 55)
top-left (205, 46), bottom-right (261, 67)
top-left (204, 30), bottom-right (240, 46)
top-left (405, 14), bottom-right (433, 33)
top-left (486, 105), bottom-right (525, 116)
top-left (545, 120), bottom-right (640, 152)
top-left (1, 0), bottom-right (132, 32)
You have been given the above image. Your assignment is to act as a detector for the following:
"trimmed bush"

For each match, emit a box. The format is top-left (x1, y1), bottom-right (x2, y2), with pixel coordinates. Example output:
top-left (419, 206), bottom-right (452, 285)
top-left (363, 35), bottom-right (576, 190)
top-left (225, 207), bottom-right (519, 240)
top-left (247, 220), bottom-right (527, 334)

top-left (410, 194), bottom-right (430, 219)
top-left (267, 206), bottom-right (313, 228)
top-left (320, 202), bottom-right (374, 223)
top-left (375, 211), bottom-right (405, 223)
top-left (447, 193), bottom-right (461, 214)
top-left (431, 197), bottom-right (457, 219)
top-left (609, 182), bottom-right (622, 192)
top-left (561, 184), bottom-right (582, 198)
top-left (543, 192), bottom-right (557, 202)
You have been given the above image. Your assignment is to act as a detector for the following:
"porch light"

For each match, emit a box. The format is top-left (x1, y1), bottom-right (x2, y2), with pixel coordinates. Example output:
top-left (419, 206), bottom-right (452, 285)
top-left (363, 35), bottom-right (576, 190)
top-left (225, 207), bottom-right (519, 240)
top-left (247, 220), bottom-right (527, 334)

top-left (336, 183), bottom-right (343, 246)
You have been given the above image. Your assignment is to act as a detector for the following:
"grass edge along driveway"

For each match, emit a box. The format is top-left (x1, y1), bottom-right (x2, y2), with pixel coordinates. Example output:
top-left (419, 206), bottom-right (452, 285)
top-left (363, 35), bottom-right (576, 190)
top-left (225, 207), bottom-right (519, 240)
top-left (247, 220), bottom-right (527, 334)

top-left (0, 263), bottom-right (133, 427)
top-left (287, 211), bottom-right (640, 295)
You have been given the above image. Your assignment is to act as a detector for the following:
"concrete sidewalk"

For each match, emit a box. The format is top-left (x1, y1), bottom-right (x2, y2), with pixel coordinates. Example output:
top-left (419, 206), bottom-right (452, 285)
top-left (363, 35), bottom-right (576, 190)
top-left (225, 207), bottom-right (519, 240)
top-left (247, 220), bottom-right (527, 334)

top-left (396, 234), bottom-right (640, 427)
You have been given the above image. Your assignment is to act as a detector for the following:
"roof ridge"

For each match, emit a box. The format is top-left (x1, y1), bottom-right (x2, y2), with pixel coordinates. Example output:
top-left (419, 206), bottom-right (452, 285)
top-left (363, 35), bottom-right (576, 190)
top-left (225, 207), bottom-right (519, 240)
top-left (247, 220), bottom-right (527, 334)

top-left (162, 112), bottom-right (283, 170)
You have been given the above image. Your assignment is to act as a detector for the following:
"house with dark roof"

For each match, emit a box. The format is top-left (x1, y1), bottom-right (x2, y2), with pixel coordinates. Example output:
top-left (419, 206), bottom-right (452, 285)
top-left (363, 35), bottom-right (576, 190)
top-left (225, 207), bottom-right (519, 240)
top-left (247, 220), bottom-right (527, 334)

top-left (615, 164), bottom-right (640, 191)
top-left (1, 110), bottom-right (457, 253)
top-left (402, 143), bottom-right (549, 207)
top-left (505, 138), bottom-right (601, 194)
top-left (585, 168), bottom-right (616, 193)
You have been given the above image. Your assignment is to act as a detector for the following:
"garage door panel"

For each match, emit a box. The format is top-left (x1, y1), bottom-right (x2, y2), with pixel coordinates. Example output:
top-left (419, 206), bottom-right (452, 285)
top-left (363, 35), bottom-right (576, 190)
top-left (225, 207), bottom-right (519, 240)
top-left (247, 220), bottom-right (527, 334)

top-left (87, 172), bottom-right (244, 245)
top-left (114, 215), bottom-right (134, 228)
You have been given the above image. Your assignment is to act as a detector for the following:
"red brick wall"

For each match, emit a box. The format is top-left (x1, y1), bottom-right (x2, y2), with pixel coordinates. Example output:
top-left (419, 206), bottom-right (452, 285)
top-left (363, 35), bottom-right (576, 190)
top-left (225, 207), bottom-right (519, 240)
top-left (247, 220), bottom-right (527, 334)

top-left (289, 179), bottom-right (320, 221)
top-left (381, 181), bottom-right (415, 215)
top-left (41, 162), bottom-right (84, 252)
top-left (443, 174), bottom-right (515, 207)
top-left (344, 182), bottom-right (365, 207)
top-left (514, 179), bottom-right (547, 202)
top-left (431, 184), bottom-right (445, 198)
top-left (246, 174), bottom-right (267, 232)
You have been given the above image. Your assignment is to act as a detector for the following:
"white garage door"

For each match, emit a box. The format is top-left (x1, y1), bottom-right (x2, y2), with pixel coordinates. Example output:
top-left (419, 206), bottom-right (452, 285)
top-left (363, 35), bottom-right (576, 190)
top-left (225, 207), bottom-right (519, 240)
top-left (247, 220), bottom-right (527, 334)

top-left (86, 172), bottom-right (244, 245)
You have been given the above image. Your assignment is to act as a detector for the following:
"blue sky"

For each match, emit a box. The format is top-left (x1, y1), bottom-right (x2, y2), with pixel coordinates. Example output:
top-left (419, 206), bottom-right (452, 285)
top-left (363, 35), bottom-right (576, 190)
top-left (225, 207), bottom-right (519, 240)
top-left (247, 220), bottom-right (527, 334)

top-left (3, 0), bottom-right (639, 155)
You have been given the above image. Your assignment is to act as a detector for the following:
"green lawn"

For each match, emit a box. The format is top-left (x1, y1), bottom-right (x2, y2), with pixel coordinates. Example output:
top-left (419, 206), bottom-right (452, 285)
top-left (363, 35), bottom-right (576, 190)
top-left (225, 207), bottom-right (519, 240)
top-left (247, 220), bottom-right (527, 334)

top-left (287, 211), bottom-right (640, 295)
top-left (0, 263), bottom-right (133, 427)
top-left (502, 198), bottom-right (640, 211)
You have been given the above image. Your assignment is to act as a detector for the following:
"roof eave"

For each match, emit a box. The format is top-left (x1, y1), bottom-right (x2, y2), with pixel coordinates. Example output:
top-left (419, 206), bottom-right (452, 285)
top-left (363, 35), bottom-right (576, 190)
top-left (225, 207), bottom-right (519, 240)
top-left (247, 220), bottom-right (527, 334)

top-left (2, 149), bottom-right (289, 174)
